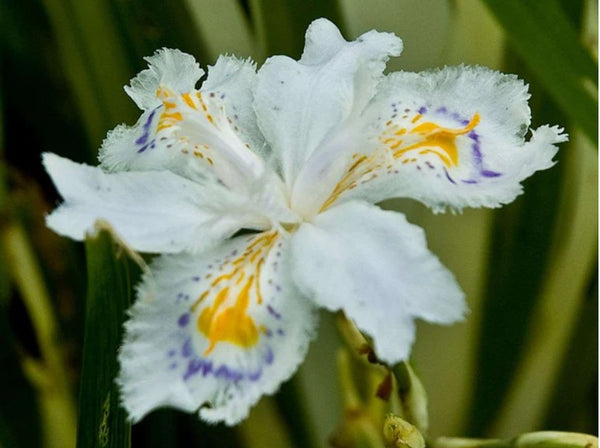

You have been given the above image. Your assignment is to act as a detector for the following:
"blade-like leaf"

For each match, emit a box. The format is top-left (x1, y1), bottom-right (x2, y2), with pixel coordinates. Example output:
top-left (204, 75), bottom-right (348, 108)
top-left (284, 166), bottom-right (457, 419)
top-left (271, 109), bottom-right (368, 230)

top-left (544, 271), bottom-right (598, 434)
top-left (248, 0), bottom-right (344, 60)
top-left (479, 0), bottom-right (598, 144)
top-left (40, 0), bottom-right (138, 149)
top-left (183, 0), bottom-right (257, 61)
top-left (109, 0), bottom-right (211, 69)
top-left (467, 51), bottom-right (569, 436)
top-left (77, 225), bottom-right (143, 448)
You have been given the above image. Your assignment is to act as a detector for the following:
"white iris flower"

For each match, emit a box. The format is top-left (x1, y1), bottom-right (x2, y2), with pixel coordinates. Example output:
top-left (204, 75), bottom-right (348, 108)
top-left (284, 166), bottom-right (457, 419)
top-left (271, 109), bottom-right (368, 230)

top-left (43, 19), bottom-right (566, 425)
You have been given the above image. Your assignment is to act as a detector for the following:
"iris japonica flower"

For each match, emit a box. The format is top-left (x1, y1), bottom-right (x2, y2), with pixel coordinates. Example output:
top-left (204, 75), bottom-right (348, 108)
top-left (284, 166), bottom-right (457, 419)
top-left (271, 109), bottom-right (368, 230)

top-left (43, 19), bottom-right (566, 425)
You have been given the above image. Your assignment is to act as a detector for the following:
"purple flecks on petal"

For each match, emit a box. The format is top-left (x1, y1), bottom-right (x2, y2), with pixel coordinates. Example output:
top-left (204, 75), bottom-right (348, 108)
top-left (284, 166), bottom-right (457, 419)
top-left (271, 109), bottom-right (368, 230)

top-left (183, 358), bottom-right (213, 381)
top-left (215, 365), bottom-right (243, 381)
top-left (135, 109), bottom-right (157, 148)
top-left (248, 370), bottom-right (263, 381)
top-left (462, 179), bottom-right (478, 184)
top-left (469, 131), bottom-right (480, 142)
top-left (182, 339), bottom-right (193, 358)
top-left (167, 349), bottom-right (176, 357)
top-left (264, 346), bottom-right (274, 365)
top-left (444, 168), bottom-right (456, 184)
top-left (178, 313), bottom-right (190, 328)
top-left (267, 305), bottom-right (282, 320)
top-left (418, 106), bottom-right (427, 114)
top-left (276, 329), bottom-right (284, 336)
top-left (481, 170), bottom-right (502, 178)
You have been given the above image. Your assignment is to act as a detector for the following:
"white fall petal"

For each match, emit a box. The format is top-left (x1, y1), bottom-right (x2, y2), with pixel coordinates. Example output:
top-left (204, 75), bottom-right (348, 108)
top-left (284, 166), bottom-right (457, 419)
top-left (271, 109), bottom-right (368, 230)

top-left (118, 232), bottom-right (317, 425)
top-left (290, 201), bottom-right (465, 364)
top-left (322, 65), bottom-right (567, 213)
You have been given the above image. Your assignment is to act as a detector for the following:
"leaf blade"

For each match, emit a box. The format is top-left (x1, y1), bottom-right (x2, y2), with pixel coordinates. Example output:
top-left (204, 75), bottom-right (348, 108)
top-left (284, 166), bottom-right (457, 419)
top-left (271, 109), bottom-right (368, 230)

top-left (77, 226), bottom-right (142, 448)
top-left (480, 0), bottom-right (598, 144)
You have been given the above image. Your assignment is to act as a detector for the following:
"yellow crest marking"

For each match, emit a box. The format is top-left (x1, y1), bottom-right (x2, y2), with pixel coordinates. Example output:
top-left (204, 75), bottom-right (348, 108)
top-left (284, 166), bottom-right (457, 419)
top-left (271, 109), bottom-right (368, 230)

top-left (191, 231), bottom-right (279, 354)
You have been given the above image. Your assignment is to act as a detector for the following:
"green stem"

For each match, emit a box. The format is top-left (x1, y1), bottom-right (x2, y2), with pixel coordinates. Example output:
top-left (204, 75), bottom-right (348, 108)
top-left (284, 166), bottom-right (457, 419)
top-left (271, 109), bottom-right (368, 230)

top-left (336, 314), bottom-right (429, 434)
top-left (434, 432), bottom-right (598, 448)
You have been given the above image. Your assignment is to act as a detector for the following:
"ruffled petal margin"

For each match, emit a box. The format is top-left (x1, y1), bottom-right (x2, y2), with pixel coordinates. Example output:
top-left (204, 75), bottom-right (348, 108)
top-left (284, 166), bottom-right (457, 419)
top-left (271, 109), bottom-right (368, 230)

top-left (118, 231), bottom-right (317, 425)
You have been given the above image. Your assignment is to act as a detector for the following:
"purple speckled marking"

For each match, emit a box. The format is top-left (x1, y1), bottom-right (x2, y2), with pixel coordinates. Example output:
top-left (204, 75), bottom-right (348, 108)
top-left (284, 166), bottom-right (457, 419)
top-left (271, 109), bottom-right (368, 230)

top-left (183, 358), bottom-right (213, 381)
top-left (178, 313), bottom-right (190, 328)
top-left (462, 179), bottom-right (478, 184)
top-left (169, 362), bottom-right (178, 370)
top-left (265, 328), bottom-right (273, 337)
top-left (215, 365), bottom-right (243, 381)
top-left (436, 106), bottom-right (447, 114)
top-left (425, 161), bottom-right (435, 169)
top-left (276, 329), bottom-right (284, 336)
top-left (167, 349), bottom-right (176, 357)
top-left (192, 276), bottom-right (200, 282)
top-left (264, 347), bottom-right (274, 365)
top-left (267, 305), bottom-right (282, 320)
top-left (472, 143), bottom-right (483, 166)
top-left (182, 339), bottom-right (193, 358)
top-left (135, 109), bottom-right (157, 152)
top-left (183, 358), bottom-right (264, 382)
top-left (444, 168), bottom-right (456, 185)
top-left (418, 106), bottom-right (427, 114)
top-left (248, 370), bottom-right (262, 381)
top-left (481, 170), bottom-right (501, 178)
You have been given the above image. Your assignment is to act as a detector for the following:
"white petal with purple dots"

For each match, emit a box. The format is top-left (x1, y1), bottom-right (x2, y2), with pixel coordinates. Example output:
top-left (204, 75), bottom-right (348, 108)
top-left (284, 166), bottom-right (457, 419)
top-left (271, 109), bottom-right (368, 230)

top-left (118, 231), bottom-right (317, 425)
top-left (321, 66), bottom-right (567, 212)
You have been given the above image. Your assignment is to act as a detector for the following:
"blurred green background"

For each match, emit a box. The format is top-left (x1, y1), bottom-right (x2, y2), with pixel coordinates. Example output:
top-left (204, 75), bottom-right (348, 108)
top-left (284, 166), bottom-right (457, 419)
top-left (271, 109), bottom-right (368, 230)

top-left (0, 0), bottom-right (597, 447)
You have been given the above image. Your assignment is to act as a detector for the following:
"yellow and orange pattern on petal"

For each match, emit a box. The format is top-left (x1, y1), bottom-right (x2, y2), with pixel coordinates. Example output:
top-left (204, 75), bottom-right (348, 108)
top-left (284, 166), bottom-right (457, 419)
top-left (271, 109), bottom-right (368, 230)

top-left (190, 231), bottom-right (279, 354)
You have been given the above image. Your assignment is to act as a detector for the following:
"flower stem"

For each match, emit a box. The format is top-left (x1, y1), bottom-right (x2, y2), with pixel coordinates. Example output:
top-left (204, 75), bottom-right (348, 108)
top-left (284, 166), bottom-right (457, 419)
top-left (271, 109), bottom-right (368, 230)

top-left (336, 313), bottom-right (429, 434)
top-left (434, 432), bottom-right (598, 448)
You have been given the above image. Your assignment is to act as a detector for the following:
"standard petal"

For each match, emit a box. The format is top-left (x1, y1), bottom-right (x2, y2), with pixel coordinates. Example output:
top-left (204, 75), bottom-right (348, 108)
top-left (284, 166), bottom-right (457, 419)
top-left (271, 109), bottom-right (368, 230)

top-left (117, 231), bottom-right (317, 425)
top-left (125, 48), bottom-right (204, 111)
top-left (254, 18), bottom-right (402, 187)
top-left (290, 201), bottom-right (465, 364)
top-left (43, 153), bottom-right (271, 253)
top-left (202, 55), bottom-right (267, 158)
top-left (322, 66), bottom-right (567, 212)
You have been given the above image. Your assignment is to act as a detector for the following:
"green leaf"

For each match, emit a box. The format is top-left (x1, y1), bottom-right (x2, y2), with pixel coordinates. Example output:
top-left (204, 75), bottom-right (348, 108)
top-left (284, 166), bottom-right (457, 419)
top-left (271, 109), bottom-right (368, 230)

top-left (78, 225), bottom-right (143, 448)
top-left (467, 50), bottom-right (570, 436)
top-left (248, 0), bottom-right (344, 60)
top-left (40, 0), bottom-right (138, 150)
top-left (109, 0), bottom-right (211, 69)
top-left (544, 270), bottom-right (598, 434)
top-left (183, 0), bottom-right (257, 61)
top-left (0, 301), bottom-right (42, 448)
top-left (479, 0), bottom-right (598, 144)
